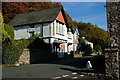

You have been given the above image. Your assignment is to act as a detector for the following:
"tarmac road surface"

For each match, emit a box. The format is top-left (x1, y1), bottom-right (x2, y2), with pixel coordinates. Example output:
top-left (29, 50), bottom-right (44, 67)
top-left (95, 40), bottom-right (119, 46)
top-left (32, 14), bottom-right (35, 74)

top-left (2, 55), bottom-right (105, 80)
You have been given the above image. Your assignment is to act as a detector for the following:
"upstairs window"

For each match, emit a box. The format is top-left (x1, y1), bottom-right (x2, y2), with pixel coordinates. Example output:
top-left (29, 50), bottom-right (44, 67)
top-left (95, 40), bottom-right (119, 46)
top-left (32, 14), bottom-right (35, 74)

top-left (56, 22), bottom-right (59, 33)
top-left (56, 21), bottom-right (66, 36)
top-left (60, 24), bottom-right (62, 35)
top-left (63, 24), bottom-right (66, 36)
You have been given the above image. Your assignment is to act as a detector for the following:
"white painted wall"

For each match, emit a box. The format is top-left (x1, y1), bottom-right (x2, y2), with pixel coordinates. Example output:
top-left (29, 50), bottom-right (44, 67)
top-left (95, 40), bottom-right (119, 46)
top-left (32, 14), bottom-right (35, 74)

top-left (67, 31), bottom-right (74, 52)
top-left (14, 25), bottom-right (30, 40)
top-left (73, 44), bottom-right (78, 51)
top-left (43, 23), bottom-right (51, 37)
top-left (64, 43), bottom-right (68, 52)
top-left (14, 23), bottom-right (52, 40)
top-left (68, 44), bottom-right (73, 52)
top-left (52, 20), bottom-right (74, 53)
top-left (82, 37), bottom-right (93, 49)
top-left (73, 33), bottom-right (79, 51)
top-left (48, 20), bottom-right (70, 54)
top-left (67, 32), bottom-right (73, 43)
top-left (85, 41), bottom-right (93, 49)
top-left (34, 24), bottom-right (42, 34)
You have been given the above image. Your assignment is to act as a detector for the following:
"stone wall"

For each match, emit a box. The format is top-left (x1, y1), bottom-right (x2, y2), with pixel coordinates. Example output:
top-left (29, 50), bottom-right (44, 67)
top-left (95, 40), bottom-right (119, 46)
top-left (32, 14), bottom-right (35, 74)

top-left (16, 49), bottom-right (30, 65)
top-left (105, 1), bottom-right (120, 80)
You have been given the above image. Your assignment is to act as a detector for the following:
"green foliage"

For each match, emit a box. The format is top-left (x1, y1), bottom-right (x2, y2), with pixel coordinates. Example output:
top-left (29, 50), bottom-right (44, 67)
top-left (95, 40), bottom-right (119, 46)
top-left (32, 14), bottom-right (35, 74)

top-left (2, 35), bottom-right (40, 64)
top-left (64, 13), bottom-right (108, 52)
top-left (35, 33), bottom-right (43, 37)
top-left (0, 13), bottom-right (10, 41)
top-left (1, 12), bottom-right (14, 41)
top-left (79, 38), bottom-right (92, 56)
top-left (0, 12), bottom-right (2, 50)
top-left (0, 12), bottom-right (3, 42)
top-left (76, 22), bottom-right (108, 52)
top-left (29, 33), bottom-right (42, 41)
top-left (79, 43), bottom-right (92, 56)
top-left (14, 39), bottom-right (30, 48)
top-left (2, 44), bottom-right (21, 64)
top-left (4, 23), bottom-right (14, 40)
top-left (83, 44), bottom-right (93, 56)
top-left (2, 25), bottom-right (10, 41)
top-left (2, 39), bottom-right (30, 64)
top-left (94, 44), bottom-right (102, 51)
top-left (79, 38), bottom-right (93, 56)
top-left (2, 23), bottom-right (14, 42)
top-left (92, 49), bottom-right (96, 53)
top-left (79, 37), bottom-right (85, 45)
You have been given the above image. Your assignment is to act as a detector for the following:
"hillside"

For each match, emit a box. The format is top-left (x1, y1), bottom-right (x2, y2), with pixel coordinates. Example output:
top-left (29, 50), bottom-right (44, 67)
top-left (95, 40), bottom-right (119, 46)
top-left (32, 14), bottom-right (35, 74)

top-left (74, 21), bottom-right (108, 50)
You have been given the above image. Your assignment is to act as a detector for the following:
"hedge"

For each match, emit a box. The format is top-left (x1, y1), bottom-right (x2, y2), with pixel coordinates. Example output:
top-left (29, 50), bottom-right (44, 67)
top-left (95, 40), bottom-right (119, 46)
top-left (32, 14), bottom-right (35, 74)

top-left (2, 34), bottom-right (42, 64)
top-left (2, 44), bottom-right (22, 64)
top-left (2, 39), bottom-right (30, 64)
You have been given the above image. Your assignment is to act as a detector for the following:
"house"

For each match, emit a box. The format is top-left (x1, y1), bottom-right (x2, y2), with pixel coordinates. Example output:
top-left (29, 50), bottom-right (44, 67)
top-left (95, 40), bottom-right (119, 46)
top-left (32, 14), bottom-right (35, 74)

top-left (73, 28), bottom-right (80, 51)
top-left (81, 37), bottom-right (93, 49)
top-left (9, 7), bottom-right (74, 58)
top-left (67, 27), bottom-right (74, 55)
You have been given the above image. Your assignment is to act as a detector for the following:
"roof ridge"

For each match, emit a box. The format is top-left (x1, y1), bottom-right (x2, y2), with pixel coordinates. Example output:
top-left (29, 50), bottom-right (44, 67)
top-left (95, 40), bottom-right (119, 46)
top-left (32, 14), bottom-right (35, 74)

top-left (8, 7), bottom-right (63, 26)
top-left (16, 7), bottom-right (62, 16)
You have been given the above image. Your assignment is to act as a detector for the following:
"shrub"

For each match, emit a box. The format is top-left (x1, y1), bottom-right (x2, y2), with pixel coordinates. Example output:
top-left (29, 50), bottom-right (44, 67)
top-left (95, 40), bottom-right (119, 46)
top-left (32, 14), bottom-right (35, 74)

top-left (92, 49), bottom-right (96, 53)
top-left (2, 35), bottom-right (39, 64)
top-left (94, 44), bottom-right (102, 52)
top-left (0, 13), bottom-right (11, 41)
top-left (2, 26), bottom-right (10, 42)
top-left (14, 39), bottom-right (30, 48)
top-left (83, 44), bottom-right (93, 56)
top-left (2, 39), bottom-right (30, 64)
top-left (94, 44), bottom-right (102, 54)
top-left (2, 44), bottom-right (21, 64)
top-left (4, 23), bottom-right (14, 40)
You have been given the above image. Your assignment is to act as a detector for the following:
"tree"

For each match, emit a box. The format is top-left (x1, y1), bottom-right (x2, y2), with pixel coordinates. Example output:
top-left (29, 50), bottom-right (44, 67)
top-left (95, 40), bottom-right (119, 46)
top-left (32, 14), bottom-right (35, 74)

top-left (75, 21), bottom-right (108, 53)
top-left (4, 23), bottom-right (14, 40)
top-left (94, 44), bottom-right (102, 55)
top-left (84, 44), bottom-right (92, 56)
top-left (79, 37), bottom-right (92, 56)
top-left (0, 12), bottom-right (10, 41)
top-left (2, 2), bottom-right (63, 23)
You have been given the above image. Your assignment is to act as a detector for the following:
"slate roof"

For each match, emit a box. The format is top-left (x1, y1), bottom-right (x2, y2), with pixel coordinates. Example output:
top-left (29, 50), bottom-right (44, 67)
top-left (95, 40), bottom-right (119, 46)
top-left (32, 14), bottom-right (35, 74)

top-left (9, 7), bottom-right (63, 26)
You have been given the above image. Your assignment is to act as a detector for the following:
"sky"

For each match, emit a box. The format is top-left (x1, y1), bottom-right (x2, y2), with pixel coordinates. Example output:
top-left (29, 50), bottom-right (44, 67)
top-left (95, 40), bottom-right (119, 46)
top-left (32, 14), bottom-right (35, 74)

top-left (59, 2), bottom-right (107, 31)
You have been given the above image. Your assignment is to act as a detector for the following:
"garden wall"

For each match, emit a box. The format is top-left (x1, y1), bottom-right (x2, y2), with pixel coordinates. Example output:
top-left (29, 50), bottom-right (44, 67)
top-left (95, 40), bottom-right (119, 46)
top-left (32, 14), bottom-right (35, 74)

top-left (16, 49), bottom-right (30, 65)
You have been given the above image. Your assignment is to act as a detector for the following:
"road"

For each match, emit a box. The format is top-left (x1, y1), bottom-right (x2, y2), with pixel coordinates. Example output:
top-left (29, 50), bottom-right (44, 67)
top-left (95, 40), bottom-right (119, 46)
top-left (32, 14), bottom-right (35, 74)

top-left (2, 55), bottom-right (105, 80)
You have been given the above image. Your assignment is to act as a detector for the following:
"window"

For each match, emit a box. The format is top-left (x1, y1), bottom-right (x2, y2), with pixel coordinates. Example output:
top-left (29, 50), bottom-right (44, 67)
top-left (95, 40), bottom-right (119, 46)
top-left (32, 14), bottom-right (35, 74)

top-left (63, 25), bottom-right (66, 36)
top-left (56, 22), bottom-right (59, 33)
top-left (59, 23), bottom-right (61, 34)
top-left (60, 24), bottom-right (62, 34)
top-left (56, 21), bottom-right (66, 36)
top-left (28, 25), bottom-right (35, 37)
top-left (62, 24), bottom-right (64, 35)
